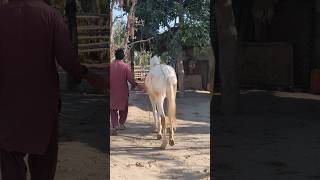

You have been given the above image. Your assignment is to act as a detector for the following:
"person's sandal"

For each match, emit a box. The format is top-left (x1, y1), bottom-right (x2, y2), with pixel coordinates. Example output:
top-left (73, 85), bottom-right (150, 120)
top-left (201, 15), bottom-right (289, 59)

top-left (119, 124), bottom-right (126, 130)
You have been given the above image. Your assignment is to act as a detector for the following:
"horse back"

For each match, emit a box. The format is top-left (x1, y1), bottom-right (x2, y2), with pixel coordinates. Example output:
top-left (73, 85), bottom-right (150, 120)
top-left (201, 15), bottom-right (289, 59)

top-left (145, 64), bottom-right (176, 97)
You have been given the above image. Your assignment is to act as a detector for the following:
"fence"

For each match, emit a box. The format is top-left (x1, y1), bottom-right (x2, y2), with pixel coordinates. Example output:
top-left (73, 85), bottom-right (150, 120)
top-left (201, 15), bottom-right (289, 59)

top-left (134, 65), bottom-right (150, 81)
top-left (77, 14), bottom-right (108, 63)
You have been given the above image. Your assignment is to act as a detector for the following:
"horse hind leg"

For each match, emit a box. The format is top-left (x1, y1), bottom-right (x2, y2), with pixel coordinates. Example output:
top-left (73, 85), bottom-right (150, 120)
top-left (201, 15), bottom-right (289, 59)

top-left (157, 98), bottom-right (167, 150)
top-left (167, 83), bottom-right (177, 146)
top-left (150, 97), bottom-right (159, 134)
top-left (151, 96), bottom-right (162, 140)
top-left (168, 107), bottom-right (175, 146)
top-left (169, 127), bottom-right (175, 146)
top-left (156, 111), bottom-right (162, 140)
top-left (160, 115), bottom-right (167, 150)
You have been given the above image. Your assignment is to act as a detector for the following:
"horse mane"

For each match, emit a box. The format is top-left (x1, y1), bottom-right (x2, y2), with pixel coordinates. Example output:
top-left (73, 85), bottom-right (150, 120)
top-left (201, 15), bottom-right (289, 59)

top-left (150, 56), bottom-right (161, 68)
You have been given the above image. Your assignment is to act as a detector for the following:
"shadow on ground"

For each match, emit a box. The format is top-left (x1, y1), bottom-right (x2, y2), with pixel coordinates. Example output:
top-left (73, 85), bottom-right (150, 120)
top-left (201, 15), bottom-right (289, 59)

top-left (58, 92), bottom-right (107, 153)
top-left (213, 90), bottom-right (320, 180)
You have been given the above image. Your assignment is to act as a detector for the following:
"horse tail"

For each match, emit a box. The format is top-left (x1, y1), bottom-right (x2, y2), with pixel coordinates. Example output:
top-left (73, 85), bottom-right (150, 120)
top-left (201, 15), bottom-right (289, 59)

top-left (166, 77), bottom-right (177, 131)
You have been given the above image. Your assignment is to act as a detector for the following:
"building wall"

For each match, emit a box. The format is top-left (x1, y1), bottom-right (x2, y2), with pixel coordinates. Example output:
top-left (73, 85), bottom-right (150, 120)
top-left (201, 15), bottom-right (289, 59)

top-left (265, 0), bottom-right (314, 88)
top-left (231, 0), bottom-right (314, 88)
top-left (183, 47), bottom-right (212, 90)
top-left (238, 42), bottom-right (294, 88)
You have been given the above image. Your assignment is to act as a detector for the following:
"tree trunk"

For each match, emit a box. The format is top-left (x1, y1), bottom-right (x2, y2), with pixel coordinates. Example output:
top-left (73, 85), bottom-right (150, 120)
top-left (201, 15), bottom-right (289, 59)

top-left (176, 0), bottom-right (185, 96)
top-left (210, 0), bottom-right (218, 94)
top-left (65, 0), bottom-right (79, 90)
top-left (127, 0), bottom-right (137, 89)
top-left (110, 0), bottom-right (115, 61)
top-left (176, 47), bottom-right (185, 96)
top-left (208, 50), bottom-right (216, 94)
top-left (215, 0), bottom-right (239, 115)
top-left (124, 0), bottom-right (136, 57)
top-left (130, 45), bottom-right (135, 90)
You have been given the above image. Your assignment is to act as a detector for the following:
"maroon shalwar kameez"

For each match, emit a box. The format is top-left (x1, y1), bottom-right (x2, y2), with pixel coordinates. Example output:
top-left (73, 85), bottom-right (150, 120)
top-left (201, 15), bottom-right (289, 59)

top-left (110, 60), bottom-right (138, 129)
top-left (0, 0), bottom-right (83, 179)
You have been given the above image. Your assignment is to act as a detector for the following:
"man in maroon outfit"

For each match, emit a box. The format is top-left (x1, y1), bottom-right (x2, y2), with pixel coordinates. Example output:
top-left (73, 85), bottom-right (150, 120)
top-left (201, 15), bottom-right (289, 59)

top-left (110, 49), bottom-right (144, 135)
top-left (0, 0), bottom-right (88, 179)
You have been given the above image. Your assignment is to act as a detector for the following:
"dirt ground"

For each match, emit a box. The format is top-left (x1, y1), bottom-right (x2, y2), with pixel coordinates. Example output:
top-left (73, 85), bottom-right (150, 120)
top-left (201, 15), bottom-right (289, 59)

top-left (3, 89), bottom-right (320, 180)
top-left (110, 91), bottom-right (211, 180)
top-left (55, 92), bottom-right (107, 180)
top-left (213, 90), bottom-right (320, 180)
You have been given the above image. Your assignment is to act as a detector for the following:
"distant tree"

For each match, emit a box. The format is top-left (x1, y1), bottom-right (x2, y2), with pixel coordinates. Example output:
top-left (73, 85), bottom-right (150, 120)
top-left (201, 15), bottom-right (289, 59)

top-left (134, 0), bottom-right (210, 94)
top-left (112, 18), bottom-right (128, 61)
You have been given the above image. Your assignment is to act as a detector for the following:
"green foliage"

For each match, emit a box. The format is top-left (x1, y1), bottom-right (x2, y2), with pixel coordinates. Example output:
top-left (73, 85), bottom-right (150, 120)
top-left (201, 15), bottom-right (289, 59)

top-left (167, 34), bottom-right (181, 59)
top-left (179, 18), bottom-right (210, 56)
top-left (136, 50), bottom-right (153, 66)
top-left (112, 19), bottom-right (127, 49)
top-left (111, 0), bottom-right (210, 66)
top-left (160, 51), bottom-right (173, 64)
top-left (134, 0), bottom-right (210, 57)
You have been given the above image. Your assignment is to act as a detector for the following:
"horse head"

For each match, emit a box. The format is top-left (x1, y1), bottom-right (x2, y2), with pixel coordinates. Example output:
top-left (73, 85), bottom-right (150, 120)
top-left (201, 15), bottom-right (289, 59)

top-left (150, 55), bottom-right (161, 68)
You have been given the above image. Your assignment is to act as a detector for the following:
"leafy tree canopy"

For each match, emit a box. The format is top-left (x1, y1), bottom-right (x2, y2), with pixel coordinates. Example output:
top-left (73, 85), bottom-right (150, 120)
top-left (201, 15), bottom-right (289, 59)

top-left (134, 0), bottom-right (210, 57)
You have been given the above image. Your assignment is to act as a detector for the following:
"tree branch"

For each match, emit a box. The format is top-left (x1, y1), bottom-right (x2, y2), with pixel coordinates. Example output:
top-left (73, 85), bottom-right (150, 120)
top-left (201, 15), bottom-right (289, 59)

top-left (128, 37), bottom-right (154, 46)
top-left (128, 37), bottom-right (154, 50)
top-left (165, 21), bottom-right (173, 36)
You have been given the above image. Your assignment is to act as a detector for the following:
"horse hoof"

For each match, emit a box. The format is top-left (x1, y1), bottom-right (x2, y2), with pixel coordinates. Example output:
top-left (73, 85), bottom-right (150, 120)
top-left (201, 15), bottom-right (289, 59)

top-left (169, 139), bottom-right (175, 146)
top-left (160, 140), bottom-right (168, 150)
top-left (157, 134), bottom-right (162, 140)
top-left (160, 144), bottom-right (167, 150)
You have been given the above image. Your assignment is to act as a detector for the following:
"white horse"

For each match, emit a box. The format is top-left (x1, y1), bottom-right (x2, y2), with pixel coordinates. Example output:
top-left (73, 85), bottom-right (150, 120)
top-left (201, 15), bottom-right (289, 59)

top-left (144, 56), bottom-right (177, 150)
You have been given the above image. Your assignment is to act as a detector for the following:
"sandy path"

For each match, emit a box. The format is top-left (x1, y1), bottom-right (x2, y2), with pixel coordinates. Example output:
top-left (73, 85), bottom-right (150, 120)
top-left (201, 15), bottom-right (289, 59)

top-left (111, 91), bottom-right (211, 180)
